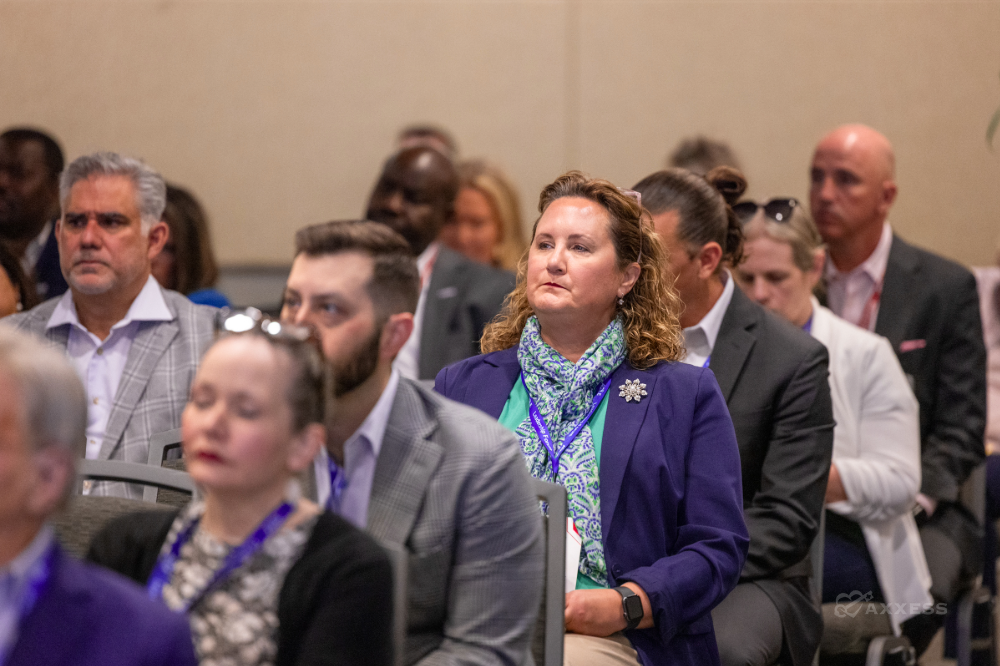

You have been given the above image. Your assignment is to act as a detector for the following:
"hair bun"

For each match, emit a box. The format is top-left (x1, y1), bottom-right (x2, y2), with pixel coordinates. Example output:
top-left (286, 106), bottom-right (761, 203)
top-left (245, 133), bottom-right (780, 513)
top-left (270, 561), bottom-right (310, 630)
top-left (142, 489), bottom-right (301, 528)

top-left (705, 166), bottom-right (748, 206)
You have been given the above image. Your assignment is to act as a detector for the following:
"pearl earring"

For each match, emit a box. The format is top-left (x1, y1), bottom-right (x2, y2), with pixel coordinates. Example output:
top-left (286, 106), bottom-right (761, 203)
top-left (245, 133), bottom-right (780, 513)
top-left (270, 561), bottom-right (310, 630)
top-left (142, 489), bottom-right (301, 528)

top-left (618, 296), bottom-right (624, 306)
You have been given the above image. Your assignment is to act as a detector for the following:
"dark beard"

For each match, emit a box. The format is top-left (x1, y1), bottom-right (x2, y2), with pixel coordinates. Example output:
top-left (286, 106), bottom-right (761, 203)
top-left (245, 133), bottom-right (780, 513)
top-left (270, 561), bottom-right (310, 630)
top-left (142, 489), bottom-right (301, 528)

top-left (331, 326), bottom-right (382, 397)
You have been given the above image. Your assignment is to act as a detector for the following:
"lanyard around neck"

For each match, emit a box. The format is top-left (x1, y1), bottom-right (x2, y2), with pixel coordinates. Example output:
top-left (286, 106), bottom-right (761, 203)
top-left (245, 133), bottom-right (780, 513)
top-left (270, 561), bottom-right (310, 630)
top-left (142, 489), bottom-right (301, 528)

top-left (147, 501), bottom-right (295, 612)
top-left (326, 457), bottom-right (347, 513)
top-left (522, 374), bottom-right (613, 477)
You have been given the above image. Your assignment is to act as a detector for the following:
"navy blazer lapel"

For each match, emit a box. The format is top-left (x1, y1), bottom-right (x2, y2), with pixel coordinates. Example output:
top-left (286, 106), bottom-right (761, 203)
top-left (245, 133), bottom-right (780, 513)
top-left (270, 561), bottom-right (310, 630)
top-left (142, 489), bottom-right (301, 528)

top-left (99, 317), bottom-right (179, 460)
top-left (464, 348), bottom-right (521, 419)
top-left (710, 288), bottom-right (758, 402)
top-left (600, 362), bottom-right (657, 532)
top-left (875, 235), bottom-right (920, 349)
top-left (366, 380), bottom-right (444, 546)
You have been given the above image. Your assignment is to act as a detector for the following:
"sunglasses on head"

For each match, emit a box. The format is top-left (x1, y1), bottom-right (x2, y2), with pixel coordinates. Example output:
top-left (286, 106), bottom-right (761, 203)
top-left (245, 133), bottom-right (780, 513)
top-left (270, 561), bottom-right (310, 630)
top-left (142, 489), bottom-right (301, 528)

top-left (732, 198), bottom-right (800, 224)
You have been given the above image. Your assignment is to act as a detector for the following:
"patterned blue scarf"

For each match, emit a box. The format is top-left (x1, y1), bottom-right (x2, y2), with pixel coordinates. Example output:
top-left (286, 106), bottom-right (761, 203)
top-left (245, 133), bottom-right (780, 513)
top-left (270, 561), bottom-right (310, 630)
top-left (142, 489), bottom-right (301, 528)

top-left (516, 316), bottom-right (625, 587)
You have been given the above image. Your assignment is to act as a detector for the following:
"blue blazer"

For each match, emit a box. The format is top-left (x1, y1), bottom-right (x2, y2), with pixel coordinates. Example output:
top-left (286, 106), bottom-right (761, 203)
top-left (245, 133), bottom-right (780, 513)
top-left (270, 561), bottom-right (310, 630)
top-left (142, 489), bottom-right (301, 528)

top-left (7, 544), bottom-right (197, 666)
top-left (436, 347), bottom-right (750, 666)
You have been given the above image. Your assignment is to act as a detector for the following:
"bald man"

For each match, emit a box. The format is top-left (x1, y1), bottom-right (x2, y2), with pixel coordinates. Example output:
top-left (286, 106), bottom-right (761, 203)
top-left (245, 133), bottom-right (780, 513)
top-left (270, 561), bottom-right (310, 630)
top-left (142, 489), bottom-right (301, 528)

top-left (366, 147), bottom-right (514, 380)
top-left (810, 124), bottom-right (986, 653)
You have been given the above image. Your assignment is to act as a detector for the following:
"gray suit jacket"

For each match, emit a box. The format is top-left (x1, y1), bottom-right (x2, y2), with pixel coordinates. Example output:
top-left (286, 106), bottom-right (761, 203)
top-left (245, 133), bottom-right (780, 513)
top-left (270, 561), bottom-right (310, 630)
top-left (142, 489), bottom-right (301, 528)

top-left (306, 378), bottom-right (544, 666)
top-left (418, 247), bottom-right (515, 380)
top-left (5, 287), bottom-right (218, 498)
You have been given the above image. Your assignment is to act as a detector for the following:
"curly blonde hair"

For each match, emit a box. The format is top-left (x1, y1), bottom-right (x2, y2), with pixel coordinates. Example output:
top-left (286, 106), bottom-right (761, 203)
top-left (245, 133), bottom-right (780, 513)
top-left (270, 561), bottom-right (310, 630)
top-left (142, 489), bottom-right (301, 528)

top-left (481, 171), bottom-right (684, 369)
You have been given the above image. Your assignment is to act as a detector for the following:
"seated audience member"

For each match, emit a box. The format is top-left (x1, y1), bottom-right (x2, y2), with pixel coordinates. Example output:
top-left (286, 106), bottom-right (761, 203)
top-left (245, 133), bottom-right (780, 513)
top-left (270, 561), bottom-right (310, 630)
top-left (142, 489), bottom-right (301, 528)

top-left (150, 183), bottom-right (230, 308)
top-left (734, 198), bottom-right (933, 642)
top-left (668, 136), bottom-right (743, 176)
top-left (396, 123), bottom-right (458, 161)
top-left (810, 125), bottom-right (986, 653)
top-left (439, 159), bottom-right (526, 271)
top-left (281, 220), bottom-right (544, 665)
top-left (4, 152), bottom-right (217, 498)
top-left (0, 127), bottom-right (68, 301)
top-left (436, 172), bottom-right (750, 666)
top-left (0, 326), bottom-right (197, 666)
top-left (366, 147), bottom-right (515, 380)
top-left (0, 241), bottom-right (38, 317)
top-left (88, 320), bottom-right (394, 666)
top-left (633, 167), bottom-right (834, 666)
top-left (973, 262), bottom-right (1000, 594)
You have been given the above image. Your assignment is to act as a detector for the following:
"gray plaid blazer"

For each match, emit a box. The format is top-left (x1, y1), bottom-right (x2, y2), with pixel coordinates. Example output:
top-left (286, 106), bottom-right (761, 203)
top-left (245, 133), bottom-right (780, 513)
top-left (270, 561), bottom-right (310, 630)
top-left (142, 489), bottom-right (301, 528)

top-left (5, 287), bottom-right (218, 498)
top-left (304, 378), bottom-right (544, 666)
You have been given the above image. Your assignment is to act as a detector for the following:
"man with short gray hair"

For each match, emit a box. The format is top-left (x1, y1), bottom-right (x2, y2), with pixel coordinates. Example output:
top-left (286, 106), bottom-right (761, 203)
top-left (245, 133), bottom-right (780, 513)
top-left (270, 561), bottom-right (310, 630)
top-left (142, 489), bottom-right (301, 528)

top-left (4, 152), bottom-right (217, 498)
top-left (0, 326), bottom-right (198, 666)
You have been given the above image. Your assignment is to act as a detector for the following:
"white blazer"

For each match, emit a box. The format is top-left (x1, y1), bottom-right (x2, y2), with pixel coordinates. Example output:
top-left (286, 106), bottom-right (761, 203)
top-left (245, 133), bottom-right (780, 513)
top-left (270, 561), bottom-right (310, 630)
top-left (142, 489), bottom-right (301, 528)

top-left (811, 299), bottom-right (933, 632)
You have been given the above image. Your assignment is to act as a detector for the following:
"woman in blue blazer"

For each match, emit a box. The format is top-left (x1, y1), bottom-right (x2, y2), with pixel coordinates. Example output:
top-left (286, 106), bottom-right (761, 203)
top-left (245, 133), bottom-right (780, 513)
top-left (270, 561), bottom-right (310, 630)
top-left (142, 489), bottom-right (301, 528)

top-left (436, 171), bottom-right (749, 666)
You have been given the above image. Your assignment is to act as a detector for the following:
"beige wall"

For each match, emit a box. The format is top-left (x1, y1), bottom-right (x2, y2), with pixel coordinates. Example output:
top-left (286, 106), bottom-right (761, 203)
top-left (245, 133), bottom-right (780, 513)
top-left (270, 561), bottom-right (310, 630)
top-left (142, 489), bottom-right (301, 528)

top-left (2, 0), bottom-right (998, 267)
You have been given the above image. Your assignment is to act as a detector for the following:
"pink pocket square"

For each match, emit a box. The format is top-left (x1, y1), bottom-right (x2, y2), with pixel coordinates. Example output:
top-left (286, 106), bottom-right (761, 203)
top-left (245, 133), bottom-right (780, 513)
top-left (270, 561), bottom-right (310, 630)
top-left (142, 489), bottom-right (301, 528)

top-left (900, 339), bottom-right (927, 352)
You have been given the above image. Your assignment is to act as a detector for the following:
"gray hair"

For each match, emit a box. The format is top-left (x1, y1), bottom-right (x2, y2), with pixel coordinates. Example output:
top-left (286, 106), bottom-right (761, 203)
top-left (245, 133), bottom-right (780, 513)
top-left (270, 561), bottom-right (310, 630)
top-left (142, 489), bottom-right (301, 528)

top-left (59, 152), bottom-right (167, 232)
top-left (0, 327), bottom-right (86, 461)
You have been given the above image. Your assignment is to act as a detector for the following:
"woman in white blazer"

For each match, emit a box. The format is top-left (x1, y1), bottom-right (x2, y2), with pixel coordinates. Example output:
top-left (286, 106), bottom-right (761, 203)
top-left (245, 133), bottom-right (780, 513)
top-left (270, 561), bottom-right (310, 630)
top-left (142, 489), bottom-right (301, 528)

top-left (732, 198), bottom-right (932, 635)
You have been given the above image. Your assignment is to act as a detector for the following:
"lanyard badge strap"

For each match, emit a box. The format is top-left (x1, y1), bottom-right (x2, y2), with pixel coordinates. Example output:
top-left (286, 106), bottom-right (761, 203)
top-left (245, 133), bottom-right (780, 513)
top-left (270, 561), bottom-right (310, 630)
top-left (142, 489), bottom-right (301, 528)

top-left (523, 375), bottom-right (613, 477)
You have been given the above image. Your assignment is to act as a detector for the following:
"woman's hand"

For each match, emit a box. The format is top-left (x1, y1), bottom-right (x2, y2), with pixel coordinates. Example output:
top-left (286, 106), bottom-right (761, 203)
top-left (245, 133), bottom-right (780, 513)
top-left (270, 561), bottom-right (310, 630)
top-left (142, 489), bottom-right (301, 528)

top-left (564, 583), bottom-right (654, 636)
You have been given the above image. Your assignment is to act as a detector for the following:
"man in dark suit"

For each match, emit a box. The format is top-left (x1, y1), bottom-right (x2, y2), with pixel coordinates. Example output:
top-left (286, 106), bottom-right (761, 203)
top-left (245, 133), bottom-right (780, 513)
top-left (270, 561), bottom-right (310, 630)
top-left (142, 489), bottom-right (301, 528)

top-left (634, 169), bottom-right (835, 666)
top-left (811, 124), bottom-right (986, 651)
top-left (281, 220), bottom-right (544, 665)
top-left (0, 127), bottom-right (68, 301)
top-left (0, 326), bottom-right (196, 666)
top-left (365, 146), bottom-right (514, 380)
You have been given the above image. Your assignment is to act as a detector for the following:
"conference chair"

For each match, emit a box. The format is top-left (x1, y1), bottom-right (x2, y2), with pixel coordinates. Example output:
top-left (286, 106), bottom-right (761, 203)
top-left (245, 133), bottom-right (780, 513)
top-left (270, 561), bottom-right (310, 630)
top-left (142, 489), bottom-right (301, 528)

top-left (531, 478), bottom-right (567, 666)
top-left (379, 541), bottom-right (409, 666)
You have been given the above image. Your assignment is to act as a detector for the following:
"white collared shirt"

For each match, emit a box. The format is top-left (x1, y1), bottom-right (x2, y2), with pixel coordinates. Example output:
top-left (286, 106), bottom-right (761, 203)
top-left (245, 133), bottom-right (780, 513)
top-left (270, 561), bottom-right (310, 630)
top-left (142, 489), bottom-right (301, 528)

top-left (393, 243), bottom-right (439, 380)
top-left (314, 369), bottom-right (401, 528)
top-left (0, 526), bottom-right (54, 664)
top-left (825, 222), bottom-right (893, 331)
top-left (19, 221), bottom-right (51, 277)
top-left (681, 271), bottom-right (736, 368)
top-left (46, 276), bottom-right (173, 460)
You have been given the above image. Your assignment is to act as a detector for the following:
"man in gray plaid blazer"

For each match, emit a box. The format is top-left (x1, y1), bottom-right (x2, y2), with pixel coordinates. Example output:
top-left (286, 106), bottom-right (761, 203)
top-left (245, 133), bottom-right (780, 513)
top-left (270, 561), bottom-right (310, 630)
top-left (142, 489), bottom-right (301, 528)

top-left (4, 152), bottom-right (217, 499)
top-left (284, 220), bottom-right (544, 665)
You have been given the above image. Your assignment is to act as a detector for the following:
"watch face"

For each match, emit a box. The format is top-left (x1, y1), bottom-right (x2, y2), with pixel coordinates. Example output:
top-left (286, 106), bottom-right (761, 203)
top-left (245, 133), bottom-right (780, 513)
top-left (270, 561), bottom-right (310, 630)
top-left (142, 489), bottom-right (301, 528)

top-left (624, 594), bottom-right (643, 620)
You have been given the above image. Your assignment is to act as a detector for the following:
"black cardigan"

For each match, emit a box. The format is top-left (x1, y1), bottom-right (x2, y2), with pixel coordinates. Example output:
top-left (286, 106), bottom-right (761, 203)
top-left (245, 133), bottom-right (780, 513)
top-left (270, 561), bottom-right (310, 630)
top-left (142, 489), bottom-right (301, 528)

top-left (87, 509), bottom-right (394, 666)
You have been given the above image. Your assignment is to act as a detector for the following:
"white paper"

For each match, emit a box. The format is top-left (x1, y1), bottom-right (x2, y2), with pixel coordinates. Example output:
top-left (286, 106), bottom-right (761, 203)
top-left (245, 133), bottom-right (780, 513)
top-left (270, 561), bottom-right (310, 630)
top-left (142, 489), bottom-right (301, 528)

top-left (565, 518), bottom-right (582, 593)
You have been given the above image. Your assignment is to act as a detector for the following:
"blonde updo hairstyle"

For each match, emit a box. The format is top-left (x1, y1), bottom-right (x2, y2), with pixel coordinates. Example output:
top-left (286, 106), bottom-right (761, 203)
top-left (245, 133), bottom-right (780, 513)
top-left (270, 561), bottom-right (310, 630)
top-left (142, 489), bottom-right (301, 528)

top-left (481, 171), bottom-right (685, 369)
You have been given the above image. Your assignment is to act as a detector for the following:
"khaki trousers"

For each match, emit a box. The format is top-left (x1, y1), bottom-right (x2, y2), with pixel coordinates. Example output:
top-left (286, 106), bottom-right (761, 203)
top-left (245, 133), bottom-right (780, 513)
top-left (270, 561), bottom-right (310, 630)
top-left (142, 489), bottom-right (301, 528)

top-left (563, 632), bottom-right (641, 666)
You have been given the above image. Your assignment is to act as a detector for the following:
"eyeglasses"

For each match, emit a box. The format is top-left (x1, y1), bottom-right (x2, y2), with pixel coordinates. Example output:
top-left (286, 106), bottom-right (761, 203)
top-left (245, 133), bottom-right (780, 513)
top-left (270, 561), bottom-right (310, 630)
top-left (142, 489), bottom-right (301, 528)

top-left (732, 198), bottom-right (799, 225)
top-left (219, 307), bottom-right (315, 343)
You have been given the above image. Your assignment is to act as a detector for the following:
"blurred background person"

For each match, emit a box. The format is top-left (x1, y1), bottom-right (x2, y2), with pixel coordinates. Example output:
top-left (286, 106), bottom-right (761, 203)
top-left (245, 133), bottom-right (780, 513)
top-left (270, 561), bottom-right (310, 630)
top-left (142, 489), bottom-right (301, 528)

top-left (734, 198), bottom-right (933, 655)
top-left (437, 172), bottom-right (749, 666)
top-left (667, 135), bottom-right (743, 176)
top-left (633, 167), bottom-right (834, 666)
top-left (396, 123), bottom-right (458, 161)
top-left (151, 183), bottom-right (230, 308)
top-left (0, 127), bottom-right (67, 301)
top-left (0, 326), bottom-right (198, 666)
top-left (439, 159), bottom-right (526, 271)
top-left (0, 241), bottom-right (38, 317)
top-left (89, 322), bottom-right (394, 666)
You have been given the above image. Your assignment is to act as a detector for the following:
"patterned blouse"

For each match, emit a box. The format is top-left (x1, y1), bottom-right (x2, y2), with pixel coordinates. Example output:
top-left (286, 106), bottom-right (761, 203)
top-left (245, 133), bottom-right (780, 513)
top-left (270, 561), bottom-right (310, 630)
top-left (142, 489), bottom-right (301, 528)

top-left (159, 502), bottom-right (316, 666)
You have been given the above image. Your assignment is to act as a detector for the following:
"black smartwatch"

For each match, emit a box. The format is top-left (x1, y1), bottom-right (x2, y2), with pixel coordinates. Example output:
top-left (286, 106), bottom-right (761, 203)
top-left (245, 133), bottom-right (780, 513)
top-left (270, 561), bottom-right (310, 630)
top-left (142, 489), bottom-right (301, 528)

top-left (613, 586), bottom-right (644, 630)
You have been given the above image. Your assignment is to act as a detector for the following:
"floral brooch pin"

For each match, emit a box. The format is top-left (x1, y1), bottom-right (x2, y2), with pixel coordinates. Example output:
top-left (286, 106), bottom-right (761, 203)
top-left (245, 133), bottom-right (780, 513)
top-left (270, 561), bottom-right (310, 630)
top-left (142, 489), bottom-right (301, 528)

top-left (619, 379), bottom-right (647, 403)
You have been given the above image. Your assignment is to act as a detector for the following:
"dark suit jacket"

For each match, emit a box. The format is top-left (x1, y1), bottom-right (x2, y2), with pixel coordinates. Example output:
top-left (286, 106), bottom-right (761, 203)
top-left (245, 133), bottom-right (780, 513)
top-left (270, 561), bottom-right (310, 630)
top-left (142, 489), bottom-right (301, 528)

top-left (32, 221), bottom-right (67, 301)
top-left (418, 247), bottom-right (515, 379)
top-left (436, 349), bottom-right (750, 666)
top-left (875, 235), bottom-right (987, 580)
top-left (8, 542), bottom-right (197, 666)
top-left (87, 510), bottom-right (395, 666)
top-left (710, 287), bottom-right (835, 666)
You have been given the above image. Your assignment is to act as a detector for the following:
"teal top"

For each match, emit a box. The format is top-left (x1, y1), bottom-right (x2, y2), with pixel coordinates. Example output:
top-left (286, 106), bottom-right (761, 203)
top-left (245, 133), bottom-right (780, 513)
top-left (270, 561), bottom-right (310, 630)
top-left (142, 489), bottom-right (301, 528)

top-left (498, 373), bottom-right (611, 590)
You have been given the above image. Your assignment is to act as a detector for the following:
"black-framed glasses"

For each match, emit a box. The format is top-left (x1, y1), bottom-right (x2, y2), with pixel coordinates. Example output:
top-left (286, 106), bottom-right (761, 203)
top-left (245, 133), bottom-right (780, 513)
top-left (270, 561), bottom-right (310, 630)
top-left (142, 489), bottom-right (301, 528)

top-left (219, 307), bottom-right (314, 343)
top-left (733, 198), bottom-right (800, 224)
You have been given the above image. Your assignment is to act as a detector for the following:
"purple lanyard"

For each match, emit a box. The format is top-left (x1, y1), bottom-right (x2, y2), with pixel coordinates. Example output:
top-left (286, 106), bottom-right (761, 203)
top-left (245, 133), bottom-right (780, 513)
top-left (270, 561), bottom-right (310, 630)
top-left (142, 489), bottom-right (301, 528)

top-left (522, 374), bottom-right (613, 477)
top-left (326, 457), bottom-right (348, 513)
top-left (702, 356), bottom-right (711, 368)
top-left (0, 543), bottom-right (56, 666)
top-left (802, 316), bottom-right (813, 334)
top-left (147, 501), bottom-right (294, 612)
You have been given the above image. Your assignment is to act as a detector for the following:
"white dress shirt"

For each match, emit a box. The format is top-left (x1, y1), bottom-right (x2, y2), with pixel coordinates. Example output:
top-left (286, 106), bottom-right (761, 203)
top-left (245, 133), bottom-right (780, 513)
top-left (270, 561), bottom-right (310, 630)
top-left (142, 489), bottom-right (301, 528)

top-left (314, 369), bottom-right (401, 528)
top-left (0, 526), bottom-right (54, 664)
top-left (825, 222), bottom-right (893, 331)
top-left (393, 243), bottom-right (439, 380)
top-left (680, 271), bottom-right (735, 368)
top-left (46, 276), bottom-right (173, 460)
